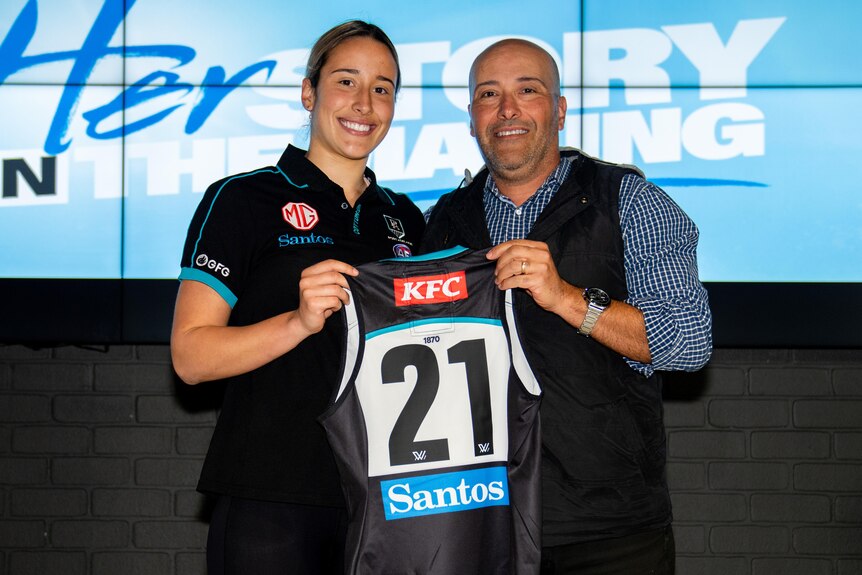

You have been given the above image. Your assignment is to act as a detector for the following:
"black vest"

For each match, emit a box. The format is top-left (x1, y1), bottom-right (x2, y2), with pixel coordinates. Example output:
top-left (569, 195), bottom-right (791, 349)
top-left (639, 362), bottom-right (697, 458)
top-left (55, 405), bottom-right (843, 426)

top-left (420, 151), bottom-right (671, 545)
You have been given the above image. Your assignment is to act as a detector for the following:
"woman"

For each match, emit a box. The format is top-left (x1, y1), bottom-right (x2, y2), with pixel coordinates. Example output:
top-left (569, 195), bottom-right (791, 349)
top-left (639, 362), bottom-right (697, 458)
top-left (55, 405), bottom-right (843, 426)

top-left (171, 21), bottom-right (424, 574)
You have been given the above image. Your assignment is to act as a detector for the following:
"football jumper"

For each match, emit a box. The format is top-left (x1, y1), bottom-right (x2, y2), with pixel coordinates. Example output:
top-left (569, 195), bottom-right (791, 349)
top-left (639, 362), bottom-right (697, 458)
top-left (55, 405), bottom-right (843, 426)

top-left (320, 247), bottom-right (542, 574)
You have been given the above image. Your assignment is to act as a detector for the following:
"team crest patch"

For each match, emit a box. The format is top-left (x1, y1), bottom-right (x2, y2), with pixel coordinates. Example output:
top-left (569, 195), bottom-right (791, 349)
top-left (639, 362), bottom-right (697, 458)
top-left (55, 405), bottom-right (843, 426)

top-left (384, 215), bottom-right (405, 239)
top-left (282, 202), bottom-right (319, 230)
top-left (392, 243), bottom-right (412, 258)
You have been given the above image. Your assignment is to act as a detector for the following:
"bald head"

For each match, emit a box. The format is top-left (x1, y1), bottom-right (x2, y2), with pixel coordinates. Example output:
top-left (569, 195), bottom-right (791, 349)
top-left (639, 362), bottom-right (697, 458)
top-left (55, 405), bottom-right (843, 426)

top-left (469, 39), bottom-right (561, 98)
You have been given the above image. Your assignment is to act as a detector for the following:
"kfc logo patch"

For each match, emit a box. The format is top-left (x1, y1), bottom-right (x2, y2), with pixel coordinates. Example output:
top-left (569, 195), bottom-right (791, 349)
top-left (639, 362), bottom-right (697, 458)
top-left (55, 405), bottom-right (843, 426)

top-left (282, 202), bottom-right (319, 230)
top-left (394, 271), bottom-right (467, 306)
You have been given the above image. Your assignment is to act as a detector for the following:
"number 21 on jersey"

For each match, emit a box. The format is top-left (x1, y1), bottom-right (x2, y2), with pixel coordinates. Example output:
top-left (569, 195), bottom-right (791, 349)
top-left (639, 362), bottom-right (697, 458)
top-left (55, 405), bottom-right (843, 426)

top-left (357, 322), bottom-right (511, 478)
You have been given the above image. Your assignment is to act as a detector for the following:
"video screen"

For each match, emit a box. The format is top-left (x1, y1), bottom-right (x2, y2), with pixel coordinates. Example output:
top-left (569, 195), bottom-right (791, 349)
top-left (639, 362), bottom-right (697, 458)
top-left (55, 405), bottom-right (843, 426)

top-left (1, 0), bottom-right (859, 343)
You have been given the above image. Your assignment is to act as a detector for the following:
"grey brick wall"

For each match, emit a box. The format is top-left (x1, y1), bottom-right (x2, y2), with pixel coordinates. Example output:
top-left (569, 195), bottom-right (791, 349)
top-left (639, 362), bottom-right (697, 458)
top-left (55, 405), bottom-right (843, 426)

top-left (665, 348), bottom-right (862, 574)
top-left (0, 345), bottom-right (860, 574)
top-left (0, 345), bottom-right (213, 575)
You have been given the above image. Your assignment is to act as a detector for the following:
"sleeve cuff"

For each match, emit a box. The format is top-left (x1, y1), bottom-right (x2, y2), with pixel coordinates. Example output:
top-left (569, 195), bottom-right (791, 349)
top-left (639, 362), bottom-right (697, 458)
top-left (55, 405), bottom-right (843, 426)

top-left (178, 267), bottom-right (238, 308)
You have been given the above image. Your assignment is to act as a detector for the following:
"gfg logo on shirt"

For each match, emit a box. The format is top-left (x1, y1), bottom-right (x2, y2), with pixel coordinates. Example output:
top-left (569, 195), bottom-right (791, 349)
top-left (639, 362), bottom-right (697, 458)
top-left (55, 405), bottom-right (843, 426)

top-left (381, 467), bottom-right (508, 520)
top-left (393, 270), bottom-right (467, 306)
top-left (194, 254), bottom-right (230, 277)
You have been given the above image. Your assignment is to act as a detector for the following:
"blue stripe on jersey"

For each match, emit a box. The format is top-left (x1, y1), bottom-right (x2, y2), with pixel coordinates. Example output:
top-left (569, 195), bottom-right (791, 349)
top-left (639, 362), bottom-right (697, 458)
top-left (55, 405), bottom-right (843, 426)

top-left (275, 165), bottom-right (309, 189)
top-left (366, 317), bottom-right (502, 340)
top-left (381, 466), bottom-right (509, 520)
top-left (189, 168), bottom-right (281, 264)
top-left (377, 186), bottom-right (396, 205)
top-left (179, 267), bottom-right (238, 308)
top-left (382, 246), bottom-right (469, 262)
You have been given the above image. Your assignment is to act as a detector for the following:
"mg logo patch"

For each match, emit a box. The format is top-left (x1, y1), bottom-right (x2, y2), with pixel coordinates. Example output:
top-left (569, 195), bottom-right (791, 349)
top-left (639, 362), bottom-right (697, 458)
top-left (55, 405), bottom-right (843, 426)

top-left (282, 202), bottom-right (319, 230)
top-left (393, 270), bottom-right (467, 306)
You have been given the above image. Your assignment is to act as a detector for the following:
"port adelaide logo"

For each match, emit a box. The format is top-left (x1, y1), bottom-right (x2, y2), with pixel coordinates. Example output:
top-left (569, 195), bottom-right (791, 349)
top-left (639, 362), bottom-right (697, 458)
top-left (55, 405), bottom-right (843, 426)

top-left (384, 214), bottom-right (405, 239)
top-left (382, 214), bottom-right (414, 256)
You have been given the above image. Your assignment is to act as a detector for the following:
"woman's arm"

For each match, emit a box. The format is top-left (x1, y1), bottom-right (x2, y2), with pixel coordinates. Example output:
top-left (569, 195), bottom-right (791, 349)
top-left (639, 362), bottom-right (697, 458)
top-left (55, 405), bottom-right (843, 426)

top-left (170, 259), bottom-right (357, 385)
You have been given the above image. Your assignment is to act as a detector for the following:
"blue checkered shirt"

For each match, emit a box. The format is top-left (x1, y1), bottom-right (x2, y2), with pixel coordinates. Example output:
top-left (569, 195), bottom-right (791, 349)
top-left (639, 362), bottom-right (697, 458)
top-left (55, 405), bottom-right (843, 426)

top-left (482, 155), bottom-right (712, 376)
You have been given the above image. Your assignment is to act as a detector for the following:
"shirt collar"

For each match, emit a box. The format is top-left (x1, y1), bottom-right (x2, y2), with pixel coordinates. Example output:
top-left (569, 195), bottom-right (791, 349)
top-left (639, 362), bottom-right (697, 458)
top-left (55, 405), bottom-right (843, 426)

top-left (277, 144), bottom-right (390, 204)
top-left (482, 155), bottom-right (575, 207)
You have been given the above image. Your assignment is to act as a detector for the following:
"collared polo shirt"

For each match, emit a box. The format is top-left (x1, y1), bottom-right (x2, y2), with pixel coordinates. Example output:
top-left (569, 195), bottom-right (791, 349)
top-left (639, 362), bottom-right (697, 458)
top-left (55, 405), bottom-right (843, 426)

top-left (179, 144), bottom-right (425, 506)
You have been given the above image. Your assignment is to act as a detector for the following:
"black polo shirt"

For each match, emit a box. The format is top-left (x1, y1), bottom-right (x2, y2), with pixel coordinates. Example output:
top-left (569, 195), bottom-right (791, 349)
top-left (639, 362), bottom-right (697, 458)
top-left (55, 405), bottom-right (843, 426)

top-left (179, 144), bottom-right (425, 506)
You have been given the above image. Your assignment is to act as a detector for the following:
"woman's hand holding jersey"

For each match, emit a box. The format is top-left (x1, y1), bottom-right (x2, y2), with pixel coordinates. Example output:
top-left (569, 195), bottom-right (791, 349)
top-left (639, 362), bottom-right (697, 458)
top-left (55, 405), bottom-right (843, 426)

top-left (294, 259), bottom-right (358, 336)
top-left (170, 260), bottom-right (357, 385)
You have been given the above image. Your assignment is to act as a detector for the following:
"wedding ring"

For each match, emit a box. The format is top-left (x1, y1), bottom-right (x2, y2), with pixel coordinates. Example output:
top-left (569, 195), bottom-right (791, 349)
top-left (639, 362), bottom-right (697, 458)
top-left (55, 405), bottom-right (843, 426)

top-left (520, 260), bottom-right (528, 275)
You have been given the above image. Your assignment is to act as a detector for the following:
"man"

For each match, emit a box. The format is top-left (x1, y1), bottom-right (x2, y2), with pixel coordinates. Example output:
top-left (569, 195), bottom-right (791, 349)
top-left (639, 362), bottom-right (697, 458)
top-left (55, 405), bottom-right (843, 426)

top-left (419, 39), bottom-right (712, 574)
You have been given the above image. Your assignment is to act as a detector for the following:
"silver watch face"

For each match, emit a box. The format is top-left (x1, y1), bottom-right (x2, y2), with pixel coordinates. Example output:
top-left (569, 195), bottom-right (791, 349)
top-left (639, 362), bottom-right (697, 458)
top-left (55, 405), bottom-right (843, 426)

top-left (585, 287), bottom-right (611, 307)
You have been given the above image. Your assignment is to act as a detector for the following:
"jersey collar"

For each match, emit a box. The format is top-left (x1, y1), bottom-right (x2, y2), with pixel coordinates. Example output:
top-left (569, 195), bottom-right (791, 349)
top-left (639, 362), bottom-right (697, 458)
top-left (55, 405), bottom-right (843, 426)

top-left (277, 145), bottom-right (391, 204)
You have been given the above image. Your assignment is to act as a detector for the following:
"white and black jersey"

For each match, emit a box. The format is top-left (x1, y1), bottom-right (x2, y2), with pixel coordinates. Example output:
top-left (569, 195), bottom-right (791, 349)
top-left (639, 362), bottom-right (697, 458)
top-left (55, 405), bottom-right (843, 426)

top-left (320, 247), bottom-right (542, 574)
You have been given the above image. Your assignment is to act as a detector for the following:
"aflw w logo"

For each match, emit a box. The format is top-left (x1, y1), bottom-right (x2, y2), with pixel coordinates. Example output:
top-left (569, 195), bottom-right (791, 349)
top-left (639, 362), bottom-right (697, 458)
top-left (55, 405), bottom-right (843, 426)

top-left (477, 443), bottom-right (491, 454)
top-left (412, 450), bottom-right (427, 461)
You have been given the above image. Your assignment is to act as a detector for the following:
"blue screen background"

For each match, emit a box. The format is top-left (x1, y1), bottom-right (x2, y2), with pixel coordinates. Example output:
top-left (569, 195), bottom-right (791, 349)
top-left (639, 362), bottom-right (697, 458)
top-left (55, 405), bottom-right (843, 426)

top-left (1, 0), bottom-right (859, 282)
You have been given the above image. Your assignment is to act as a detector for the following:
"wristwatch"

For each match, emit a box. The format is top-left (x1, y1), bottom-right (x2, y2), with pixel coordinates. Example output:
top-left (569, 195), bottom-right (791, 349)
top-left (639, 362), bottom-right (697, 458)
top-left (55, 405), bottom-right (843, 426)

top-left (579, 287), bottom-right (611, 337)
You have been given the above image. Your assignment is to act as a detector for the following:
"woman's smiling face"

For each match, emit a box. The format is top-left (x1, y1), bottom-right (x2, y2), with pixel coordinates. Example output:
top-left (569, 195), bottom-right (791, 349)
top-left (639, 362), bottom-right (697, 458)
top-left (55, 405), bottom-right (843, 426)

top-left (302, 36), bottom-right (398, 164)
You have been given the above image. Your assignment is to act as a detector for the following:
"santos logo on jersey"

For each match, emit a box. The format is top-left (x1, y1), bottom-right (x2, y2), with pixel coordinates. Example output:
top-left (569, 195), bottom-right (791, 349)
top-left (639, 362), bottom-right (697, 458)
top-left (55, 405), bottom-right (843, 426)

top-left (381, 466), bottom-right (509, 520)
top-left (393, 270), bottom-right (468, 306)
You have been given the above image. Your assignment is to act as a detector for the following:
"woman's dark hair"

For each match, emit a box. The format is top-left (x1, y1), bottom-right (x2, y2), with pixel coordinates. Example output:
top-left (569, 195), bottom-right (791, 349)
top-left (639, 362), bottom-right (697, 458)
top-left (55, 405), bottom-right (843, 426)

top-left (305, 20), bottom-right (401, 95)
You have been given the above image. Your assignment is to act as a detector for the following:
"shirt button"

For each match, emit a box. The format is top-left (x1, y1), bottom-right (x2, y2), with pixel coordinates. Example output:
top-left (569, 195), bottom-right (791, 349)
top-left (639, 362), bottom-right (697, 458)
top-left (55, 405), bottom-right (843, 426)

top-left (341, 202), bottom-right (349, 209)
top-left (515, 208), bottom-right (522, 216)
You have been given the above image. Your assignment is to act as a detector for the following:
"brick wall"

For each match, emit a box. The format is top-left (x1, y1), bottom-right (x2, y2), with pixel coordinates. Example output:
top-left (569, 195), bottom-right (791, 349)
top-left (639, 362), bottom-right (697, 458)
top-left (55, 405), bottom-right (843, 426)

top-left (0, 345), bottom-right (216, 575)
top-left (1, 345), bottom-right (860, 574)
top-left (664, 349), bottom-right (862, 575)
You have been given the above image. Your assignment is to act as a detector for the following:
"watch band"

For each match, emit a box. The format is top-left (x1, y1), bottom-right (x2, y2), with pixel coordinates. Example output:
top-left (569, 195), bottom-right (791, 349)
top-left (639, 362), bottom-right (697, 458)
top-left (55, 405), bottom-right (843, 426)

top-left (579, 287), bottom-right (610, 337)
top-left (578, 301), bottom-right (604, 337)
